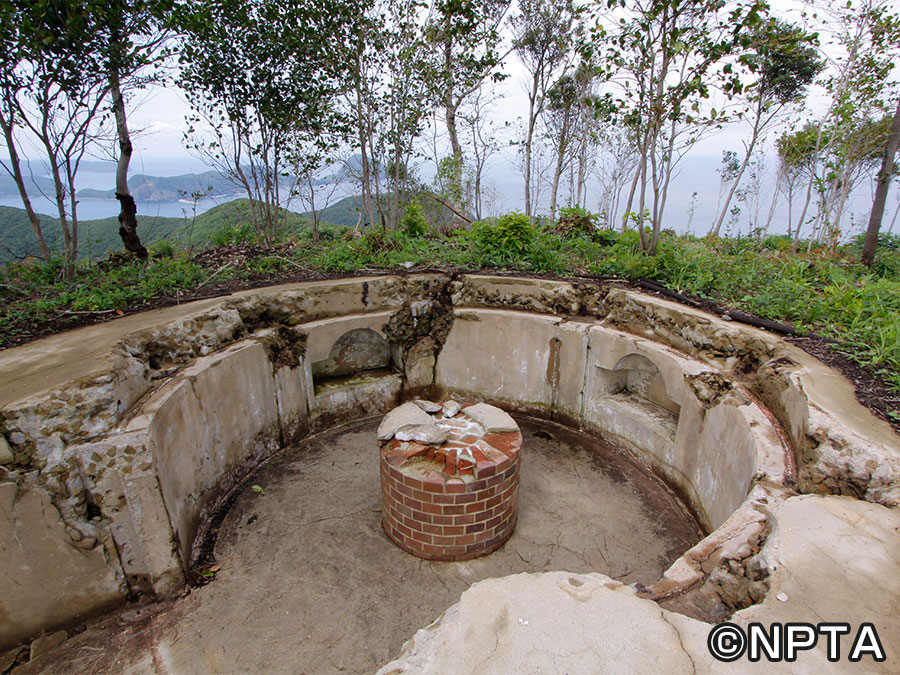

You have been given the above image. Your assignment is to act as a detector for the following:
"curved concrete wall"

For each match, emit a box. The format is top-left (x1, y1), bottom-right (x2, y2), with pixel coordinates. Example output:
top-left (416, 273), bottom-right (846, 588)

top-left (3, 273), bottom-right (893, 651)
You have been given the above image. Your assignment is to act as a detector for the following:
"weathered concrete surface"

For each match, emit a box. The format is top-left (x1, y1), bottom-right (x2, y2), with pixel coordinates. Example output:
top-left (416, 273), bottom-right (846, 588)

top-left (377, 401), bottom-right (435, 440)
top-left (12, 417), bottom-right (701, 674)
top-left (377, 572), bottom-right (714, 675)
top-left (379, 494), bottom-right (900, 674)
top-left (0, 273), bottom-right (896, 658)
top-left (131, 341), bottom-right (282, 564)
top-left (436, 309), bottom-right (590, 417)
top-left (0, 482), bottom-right (124, 648)
top-left (0, 276), bottom-right (409, 409)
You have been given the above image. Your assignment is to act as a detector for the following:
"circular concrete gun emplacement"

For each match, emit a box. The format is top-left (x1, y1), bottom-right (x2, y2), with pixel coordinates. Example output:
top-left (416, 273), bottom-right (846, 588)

top-left (378, 400), bottom-right (521, 560)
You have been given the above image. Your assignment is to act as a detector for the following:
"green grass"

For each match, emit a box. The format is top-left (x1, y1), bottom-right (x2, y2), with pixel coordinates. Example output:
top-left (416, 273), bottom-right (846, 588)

top-left (2, 214), bottom-right (899, 396)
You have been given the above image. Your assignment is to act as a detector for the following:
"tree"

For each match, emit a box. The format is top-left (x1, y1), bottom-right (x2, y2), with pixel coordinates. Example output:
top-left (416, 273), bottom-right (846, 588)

top-left (545, 63), bottom-right (594, 221)
top-left (792, 0), bottom-right (900, 252)
top-left (425, 0), bottom-right (510, 216)
top-left (176, 0), bottom-right (357, 244)
top-left (512, 0), bottom-right (577, 219)
top-left (2, 0), bottom-right (112, 276)
top-left (0, 21), bottom-right (51, 261)
top-left (709, 18), bottom-right (822, 238)
top-left (591, 0), bottom-right (768, 255)
top-left (93, 0), bottom-right (173, 258)
top-left (862, 96), bottom-right (900, 265)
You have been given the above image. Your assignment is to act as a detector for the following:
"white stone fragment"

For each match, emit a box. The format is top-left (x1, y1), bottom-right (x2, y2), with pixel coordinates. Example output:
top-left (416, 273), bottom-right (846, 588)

top-left (776, 592), bottom-right (788, 603)
top-left (462, 403), bottom-right (518, 433)
top-left (0, 436), bottom-right (13, 465)
top-left (414, 400), bottom-right (442, 414)
top-left (377, 402), bottom-right (435, 441)
top-left (442, 400), bottom-right (461, 418)
top-left (395, 425), bottom-right (450, 445)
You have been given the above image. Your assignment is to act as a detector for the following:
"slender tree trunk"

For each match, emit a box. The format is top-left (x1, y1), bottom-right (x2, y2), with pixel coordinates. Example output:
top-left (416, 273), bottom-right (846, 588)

top-left (0, 103), bottom-right (51, 260)
top-left (621, 163), bottom-right (641, 233)
top-left (109, 65), bottom-right (147, 258)
top-left (549, 109), bottom-right (571, 222)
top-left (524, 72), bottom-right (540, 218)
top-left (862, 97), bottom-right (900, 266)
top-left (711, 104), bottom-right (763, 238)
top-left (45, 148), bottom-right (75, 276)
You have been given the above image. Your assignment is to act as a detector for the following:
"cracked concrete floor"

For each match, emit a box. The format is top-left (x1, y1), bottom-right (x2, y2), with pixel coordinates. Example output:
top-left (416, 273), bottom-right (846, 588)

top-left (17, 415), bottom-right (701, 675)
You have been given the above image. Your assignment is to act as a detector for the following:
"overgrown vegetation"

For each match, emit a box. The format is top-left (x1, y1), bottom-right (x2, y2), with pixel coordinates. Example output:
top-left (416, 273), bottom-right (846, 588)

top-left (3, 212), bottom-right (899, 400)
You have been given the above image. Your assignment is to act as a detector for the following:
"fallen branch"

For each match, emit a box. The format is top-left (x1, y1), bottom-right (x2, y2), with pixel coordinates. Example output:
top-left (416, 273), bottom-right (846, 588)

top-left (197, 260), bottom-right (235, 289)
top-left (58, 308), bottom-right (119, 317)
top-left (635, 277), bottom-right (797, 336)
top-left (272, 255), bottom-right (313, 273)
top-left (424, 192), bottom-right (473, 224)
top-left (0, 282), bottom-right (28, 296)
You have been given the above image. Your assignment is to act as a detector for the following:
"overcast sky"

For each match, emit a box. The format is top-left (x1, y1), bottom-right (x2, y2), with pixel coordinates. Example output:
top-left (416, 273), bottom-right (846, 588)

top-left (6, 0), bottom-right (898, 236)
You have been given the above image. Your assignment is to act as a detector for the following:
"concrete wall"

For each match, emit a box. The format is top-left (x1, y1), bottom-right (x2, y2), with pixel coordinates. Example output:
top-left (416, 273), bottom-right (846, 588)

top-left (435, 312), bottom-right (776, 532)
top-left (0, 273), bottom-right (845, 650)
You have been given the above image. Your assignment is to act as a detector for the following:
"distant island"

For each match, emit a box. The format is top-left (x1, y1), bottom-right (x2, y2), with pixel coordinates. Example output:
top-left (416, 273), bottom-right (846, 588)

top-left (76, 171), bottom-right (242, 202)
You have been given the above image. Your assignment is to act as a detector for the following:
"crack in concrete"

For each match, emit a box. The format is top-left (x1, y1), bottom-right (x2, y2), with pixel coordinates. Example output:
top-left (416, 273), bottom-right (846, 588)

top-left (659, 607), bottom-right (697, 675)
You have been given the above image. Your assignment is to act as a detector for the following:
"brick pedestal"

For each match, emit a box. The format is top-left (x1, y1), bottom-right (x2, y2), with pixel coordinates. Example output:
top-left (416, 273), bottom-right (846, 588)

top-left (379, 401), bottom-right (521, 561)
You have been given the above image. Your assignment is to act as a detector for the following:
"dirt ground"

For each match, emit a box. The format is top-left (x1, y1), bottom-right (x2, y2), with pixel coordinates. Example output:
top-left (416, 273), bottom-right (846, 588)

top-left (15, 416), bottom-right (701, 675)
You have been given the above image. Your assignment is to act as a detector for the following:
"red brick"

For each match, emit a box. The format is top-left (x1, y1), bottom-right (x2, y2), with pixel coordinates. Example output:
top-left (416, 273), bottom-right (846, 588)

top-left (412, 489), bottom-right (431, 502)
top-left (454, 513), bottom-right (475, 525)
top-left (445, 478), bottom-right (466, 493)
top-left (443, 525), bottom-right (465, 536)
top-left (443, 452), bottom-right (458, 475)
top-left (432, 493), bottom-right (455, 504)
top-left (422, 501), bottom-right (443, 515)
top-left (468, 478), bottom-right (489, 492)
top-left (442, 504), bottom-right (465, 515)
top-left (485, 495), bottom-right (502, 509)
top-left (395, 482), bottom-right (414, 498)
top-left (465, 500), bottom-right (489, 514)
top-left (454, 492), bottom-right (479, 504)
top-left (408, 530), bottom-right (432, 544)
top-left (468, 521), bottom-right (487, 533)
top-left (431, 534), bottom-right (460, 546)
top-left (421, 522), bottom-right (443, 535)
top-left (395, 522), bottom-right (413, 539)
top-left (475, 462), bottom-right (497, 478)
top-left (432, 514), bottom-right (454, 525)
top-left (404, 497), bottom-right (424, 511)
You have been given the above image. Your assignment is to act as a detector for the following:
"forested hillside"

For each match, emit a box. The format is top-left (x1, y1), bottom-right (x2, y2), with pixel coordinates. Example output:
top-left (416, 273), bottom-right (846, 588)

top-left (0, 200), bottom-right (335, 263)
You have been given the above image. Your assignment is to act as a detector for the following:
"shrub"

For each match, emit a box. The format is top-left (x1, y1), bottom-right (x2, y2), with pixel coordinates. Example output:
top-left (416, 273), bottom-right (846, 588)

top-left (471, 211), bottom-right (537, 260)
top-left (399, 203), bottom-right (430, 238)
top-left (554, 206), bottom-right (602, 239)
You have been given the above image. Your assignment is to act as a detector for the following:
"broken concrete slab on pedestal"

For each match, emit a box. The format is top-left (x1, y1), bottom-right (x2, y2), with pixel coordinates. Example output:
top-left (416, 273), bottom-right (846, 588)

top-left (394, 424), bottom-right (450, 445)
top-left (461, 402), bottom-right (517, 433)
top-left (377, 402), bottom-right (436, 441)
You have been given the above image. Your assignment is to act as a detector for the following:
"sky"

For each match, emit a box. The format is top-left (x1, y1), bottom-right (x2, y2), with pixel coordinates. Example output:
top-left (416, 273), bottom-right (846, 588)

top-left (5, 0), bottom-right (899, 238)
